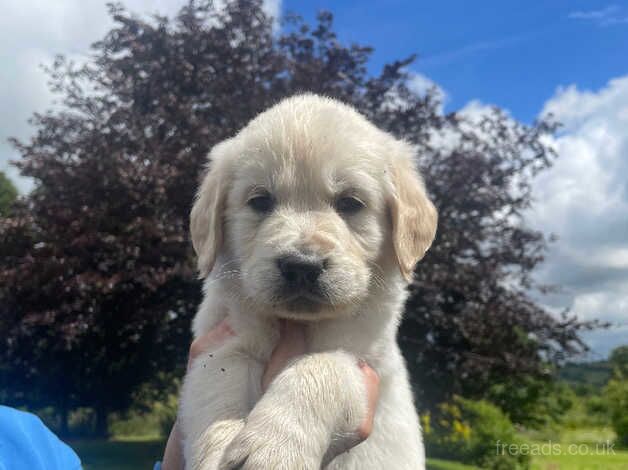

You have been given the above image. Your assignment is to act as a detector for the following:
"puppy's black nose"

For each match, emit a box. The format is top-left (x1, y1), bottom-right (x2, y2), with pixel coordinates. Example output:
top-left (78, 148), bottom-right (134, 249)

top-left (277, 255), bottom-right (323, 288)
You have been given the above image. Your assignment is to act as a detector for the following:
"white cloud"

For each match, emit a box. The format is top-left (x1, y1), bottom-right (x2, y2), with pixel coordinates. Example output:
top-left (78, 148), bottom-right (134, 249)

top-left (263, 0), bottom-right (282, 23)
top-left (528, 76), bottom-right (628, 358)
top-left (423, 99), bottom-right (492, 152)
top-left (458, 99), bottom-right (491, 118)
top-left (380, 71), bottom-right (447, 115)
top-left (568, 4), bottom-right (628, 26)
top-left (407, 72), bottom-right (447, 103)
top-left (0, 0), bottom-right (281, 193)
top-left (419, 30), bottom-right (541, 68)
top-left (437, 89), bottom-right (628, 358)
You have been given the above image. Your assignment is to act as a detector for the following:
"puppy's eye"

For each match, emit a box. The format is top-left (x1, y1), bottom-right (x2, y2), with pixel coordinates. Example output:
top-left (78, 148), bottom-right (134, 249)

top-left (247, 192), bottom-right (275, 213)
top-left (335, 196), bottom-right (365, 215)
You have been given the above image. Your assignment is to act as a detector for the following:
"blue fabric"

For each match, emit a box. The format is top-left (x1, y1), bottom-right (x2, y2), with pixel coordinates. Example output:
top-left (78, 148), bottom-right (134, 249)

top-left (153, 462), bottom-right (162, 470)
top-left (0, 406), bottom-right (81, 470)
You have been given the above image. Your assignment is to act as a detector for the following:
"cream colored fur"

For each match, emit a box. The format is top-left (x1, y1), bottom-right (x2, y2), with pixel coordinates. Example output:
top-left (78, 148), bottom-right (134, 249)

top-left (179, 94), bottom-right (438, 470)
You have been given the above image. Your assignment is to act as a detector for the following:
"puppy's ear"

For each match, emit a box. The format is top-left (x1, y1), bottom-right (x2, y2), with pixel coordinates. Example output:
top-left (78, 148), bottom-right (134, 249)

top-left (190, 140), bottom-right (233, 278)
top-left (387, 142), bottom-right (438, 281)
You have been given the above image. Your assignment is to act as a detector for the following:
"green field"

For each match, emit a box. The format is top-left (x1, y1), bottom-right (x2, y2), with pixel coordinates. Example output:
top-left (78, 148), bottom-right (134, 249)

top-left (531, 446), bottom-right (628, 470)
top-left (71, 438), bottom-right (628, 470)
top-left (525, 427), bottom-right (628, 469)
top-left (72, 439), bottom-right (481, 469)
top-left (70, 439), bottom-right (165, 470)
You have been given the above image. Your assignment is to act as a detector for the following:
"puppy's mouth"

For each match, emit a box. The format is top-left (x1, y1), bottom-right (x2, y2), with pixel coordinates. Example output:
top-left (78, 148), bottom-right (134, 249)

top-left (284, 295), bottom-right (324, 312)
top-left (274, 289), bottom-right (329, 316)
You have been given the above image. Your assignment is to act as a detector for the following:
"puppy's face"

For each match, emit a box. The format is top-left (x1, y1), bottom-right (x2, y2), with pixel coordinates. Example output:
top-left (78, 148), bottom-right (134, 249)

top-left (190, 96), bottom-right (437, 320)
top-left (226, 136), bottom-right (386, 319)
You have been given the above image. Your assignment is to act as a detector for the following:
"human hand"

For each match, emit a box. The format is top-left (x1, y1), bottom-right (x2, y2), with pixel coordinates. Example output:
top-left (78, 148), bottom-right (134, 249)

top-left (162, 318), bottom-right (379, 470)
top-left (161, 318), bottom-right (235, 470)
top-left (187, 319), bottom-right (235, 371)
top-left (262, 320), bottom-right (380, 443)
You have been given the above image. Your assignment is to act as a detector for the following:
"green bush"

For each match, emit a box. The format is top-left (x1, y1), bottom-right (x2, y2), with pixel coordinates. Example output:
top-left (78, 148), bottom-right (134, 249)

top-left (613, 415), bottom-right (628, 448)
top-left (109, 392), bottom-right (178, 439)
top-left (155, 393), bottom-right (178, 437)
top-left (423, 396), bottom-right (529, 470)
top-left (605, 379), bottom-right (628, 447)
top-left (68, 407), bottom-right (99, 436)
top-left (0, 170), bottom-right (18, 217)
top-left (108, 373), bottom-right (180, 439)
top-left (585, 395), bottom-right (610, 415)
top-left (109, 409), bottom-right (161, 439)
top-left (487, 377), bottom-right (575, 428)
top-left (24, 406), bottom-right (99, 437)
top-left (559, 392), bottom-right (610, 429)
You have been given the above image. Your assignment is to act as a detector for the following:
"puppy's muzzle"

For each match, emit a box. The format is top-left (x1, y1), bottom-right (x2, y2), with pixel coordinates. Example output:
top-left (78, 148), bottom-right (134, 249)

top-left (276, 254), bottom-right (325, 292)
top-left (274, 253), bottom-right (331, 314)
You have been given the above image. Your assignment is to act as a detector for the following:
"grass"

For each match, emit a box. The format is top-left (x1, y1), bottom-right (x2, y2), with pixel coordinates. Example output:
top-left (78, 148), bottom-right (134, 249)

top-left (425, 446), bottom-right (628, 470)
top-left (531, 445), bottom-right (628, 470)
top-left (426, 458), bottom-right (479, 469)
top-left (70, 437), bottom-right (628, 470)
top-left (69, 438), bottom-right (165, 470)
top-left (523, 426), bottom-right (628, 469)
top-left (72, 439), bottom-right (484, 470)
top-left (560, 427), bottom-right (616, 445)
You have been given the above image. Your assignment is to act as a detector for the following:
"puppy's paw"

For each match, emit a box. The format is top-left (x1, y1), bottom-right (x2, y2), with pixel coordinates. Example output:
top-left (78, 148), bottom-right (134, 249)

top-left (218, 422), bottom-right (318, 470)
top-left (219, 351), bottom-right (367, 470)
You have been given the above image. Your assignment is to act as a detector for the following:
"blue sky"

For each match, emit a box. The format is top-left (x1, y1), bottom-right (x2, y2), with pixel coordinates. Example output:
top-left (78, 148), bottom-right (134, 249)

top-left (288, 0), bottom-right (628, 122)
top-left (1, 1), bottom-right (627, 358)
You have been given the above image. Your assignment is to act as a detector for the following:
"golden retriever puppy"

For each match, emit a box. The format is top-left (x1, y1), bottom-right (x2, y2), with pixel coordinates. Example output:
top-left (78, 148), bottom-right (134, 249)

top-left (179, 94), bottom-right (437, 470)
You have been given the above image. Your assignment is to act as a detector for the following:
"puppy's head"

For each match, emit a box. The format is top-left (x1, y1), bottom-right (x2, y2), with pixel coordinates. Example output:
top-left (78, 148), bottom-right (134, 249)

top-left (190, 95), bottom-right (437, 320)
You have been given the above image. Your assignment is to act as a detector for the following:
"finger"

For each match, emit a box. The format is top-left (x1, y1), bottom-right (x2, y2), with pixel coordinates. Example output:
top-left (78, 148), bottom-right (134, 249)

top-left (261, 320), bottom-right (307, 391)
top-left (321, 360), bottom-right (381, 465)
top-left (275, 319), bottom-right (307, 358)
top-left (356, 360), bottom-right (380, 440)
top-left (188, 318), bottom-right (235, 369)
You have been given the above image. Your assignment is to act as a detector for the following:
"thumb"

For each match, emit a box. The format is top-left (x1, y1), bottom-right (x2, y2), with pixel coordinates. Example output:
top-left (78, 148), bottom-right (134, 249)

top-left (261, 320), bottom-right (307, 391)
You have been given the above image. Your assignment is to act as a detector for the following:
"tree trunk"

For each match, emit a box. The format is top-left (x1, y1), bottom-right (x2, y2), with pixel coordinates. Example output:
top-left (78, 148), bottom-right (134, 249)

top-left (59, 406), bottom-right (69, 437)
top-left (94, 405), bottom-right (109, 437)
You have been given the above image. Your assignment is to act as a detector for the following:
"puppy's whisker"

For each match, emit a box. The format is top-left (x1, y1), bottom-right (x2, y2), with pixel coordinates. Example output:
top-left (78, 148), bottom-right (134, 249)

top-left (367, 261), bottom-right (388, 290)
top-left (321, 290), bottom-right (337, 308)
top-left (367, 259), bottom-right (386, 279)
top-left (218, 271), bottom-right (244, 281)
top-left (205, 270), bottom-right (243, 285)
top-left (213, 259), bottom-right (241, 276)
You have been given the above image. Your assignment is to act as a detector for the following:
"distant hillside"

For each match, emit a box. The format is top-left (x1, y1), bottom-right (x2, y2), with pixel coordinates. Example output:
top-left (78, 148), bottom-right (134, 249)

top-left (559, 361), bottom-right (612, 390)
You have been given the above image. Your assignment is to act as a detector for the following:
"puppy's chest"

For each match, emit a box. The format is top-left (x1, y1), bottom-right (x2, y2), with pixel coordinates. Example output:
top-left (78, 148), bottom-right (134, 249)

top-left (234, 317), bottom-right (372, 362)
top-left (306, 324), bottom-right (360, 353)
